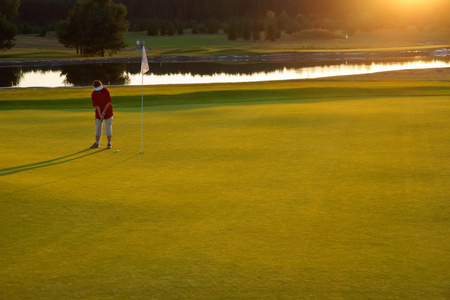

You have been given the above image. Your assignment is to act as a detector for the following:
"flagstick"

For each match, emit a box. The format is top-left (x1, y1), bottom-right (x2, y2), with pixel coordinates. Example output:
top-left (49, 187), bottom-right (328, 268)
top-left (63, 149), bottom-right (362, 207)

top-left (141, 64), bottom-right (144, 154)
top-left (140, 43), bottom-right (149, 154)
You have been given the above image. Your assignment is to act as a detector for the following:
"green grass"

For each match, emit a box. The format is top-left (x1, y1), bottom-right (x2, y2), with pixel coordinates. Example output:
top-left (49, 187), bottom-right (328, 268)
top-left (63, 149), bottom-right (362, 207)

top-left (1, 80), bottom-right (449, 109)
top-left (1, 79), bottom-right (449, 298)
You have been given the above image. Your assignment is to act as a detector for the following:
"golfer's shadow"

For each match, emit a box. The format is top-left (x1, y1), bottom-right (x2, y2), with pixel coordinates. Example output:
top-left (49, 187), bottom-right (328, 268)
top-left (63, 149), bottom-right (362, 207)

top-left (0, 148), bottom-right (107, 177)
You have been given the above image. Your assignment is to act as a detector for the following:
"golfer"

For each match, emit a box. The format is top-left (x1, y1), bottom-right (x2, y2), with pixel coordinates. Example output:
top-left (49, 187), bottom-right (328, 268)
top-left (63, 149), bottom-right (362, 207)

top-left (90, 80), bottom-right (113, 149)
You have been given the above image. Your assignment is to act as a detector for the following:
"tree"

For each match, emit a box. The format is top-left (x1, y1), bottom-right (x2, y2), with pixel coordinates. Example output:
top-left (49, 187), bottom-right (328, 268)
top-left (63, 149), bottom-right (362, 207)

top-left (159, 22), bottom-right (167, 35)
top-left (264, 10), bottom-right (277, 41)
top-left (252, 22), bottom-right (261, 41)
top-left (176, 21), bottom-right (184, 35)
top-left (227, 21), bottom-right (237, 41)
top-left (295, 13), bottom-right (311, 30)
top-left (241, 19), bottom-right (251, 40)
top-left (206, 19), bottom-right (219, 34)
top-left (191, 24), bottom-right (199, 34)
top-left (277, 10), bottom-right (289, 32)
top-left (57, 0), bottom-right (129, 57)
top-left (265, 23), bottom-right (276, 41)
top-left (0, 0), bottom-right (20, 50)
top-left (166, 21), bottom-right (176, 36)
top-left (147, 19), bottom-right (159, 36)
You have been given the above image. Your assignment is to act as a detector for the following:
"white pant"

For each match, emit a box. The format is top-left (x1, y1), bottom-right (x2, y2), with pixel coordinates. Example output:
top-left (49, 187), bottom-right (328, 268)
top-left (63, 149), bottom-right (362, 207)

top-left (95, 117), bottom-right (113, 136)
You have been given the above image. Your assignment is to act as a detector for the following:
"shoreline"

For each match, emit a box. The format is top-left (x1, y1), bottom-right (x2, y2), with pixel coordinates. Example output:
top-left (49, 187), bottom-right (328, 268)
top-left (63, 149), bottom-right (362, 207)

top-left (1, 48), bottom-right (449, 67)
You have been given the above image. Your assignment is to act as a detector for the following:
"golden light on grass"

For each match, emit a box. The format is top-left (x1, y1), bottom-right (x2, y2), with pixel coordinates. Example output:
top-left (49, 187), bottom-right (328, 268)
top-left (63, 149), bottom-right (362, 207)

top-left (1, 79), bottom-right (450, 298)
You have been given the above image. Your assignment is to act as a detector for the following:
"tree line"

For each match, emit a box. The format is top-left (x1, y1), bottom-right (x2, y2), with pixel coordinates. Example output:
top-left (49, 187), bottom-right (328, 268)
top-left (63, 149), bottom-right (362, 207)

top-left (0, 0), bottom-right (20, 49)
top-left (2, 0), bottom-right (449, 53)
top-left (16, 0), bottom-right (450, 34)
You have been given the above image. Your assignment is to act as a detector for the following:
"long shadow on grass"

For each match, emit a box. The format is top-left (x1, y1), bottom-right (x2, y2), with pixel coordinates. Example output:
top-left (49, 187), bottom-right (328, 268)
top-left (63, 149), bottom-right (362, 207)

top-left (0, 148), bottom-right (107, 177)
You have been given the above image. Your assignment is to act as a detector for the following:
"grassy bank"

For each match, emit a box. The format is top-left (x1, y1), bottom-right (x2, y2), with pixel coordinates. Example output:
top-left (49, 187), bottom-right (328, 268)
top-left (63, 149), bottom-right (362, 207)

top-left (1, 28), bottom-right (449, 61)
top-left (1, 78), bottom-right (449, 298)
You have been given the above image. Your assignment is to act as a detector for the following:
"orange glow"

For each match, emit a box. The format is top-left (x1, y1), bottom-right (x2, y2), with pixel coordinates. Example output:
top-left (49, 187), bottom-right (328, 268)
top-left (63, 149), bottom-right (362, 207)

top-left (388, 0), bottom-right (442, 12)
top-left (375, 0), bottom-right (447, 27)
top-left (396, 0), bottom-right (430, 4)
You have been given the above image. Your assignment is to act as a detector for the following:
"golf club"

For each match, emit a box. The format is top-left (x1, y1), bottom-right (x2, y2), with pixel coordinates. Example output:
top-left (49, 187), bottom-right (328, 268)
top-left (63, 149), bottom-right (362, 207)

top-left (99, 119), bottom-right (104, 147)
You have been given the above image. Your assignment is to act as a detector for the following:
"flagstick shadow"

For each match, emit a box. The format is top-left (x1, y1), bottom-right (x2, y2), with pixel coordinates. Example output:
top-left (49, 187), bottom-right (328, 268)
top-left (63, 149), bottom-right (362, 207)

top-left (0, 148), bottom-right (108, 177)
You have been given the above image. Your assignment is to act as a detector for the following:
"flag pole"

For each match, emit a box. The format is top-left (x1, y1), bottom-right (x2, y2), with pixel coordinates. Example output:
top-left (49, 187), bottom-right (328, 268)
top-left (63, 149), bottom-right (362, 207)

top-left (141, 64), bottom-right (144, 154)
top-left (140, 42), bottom-right (149, 154)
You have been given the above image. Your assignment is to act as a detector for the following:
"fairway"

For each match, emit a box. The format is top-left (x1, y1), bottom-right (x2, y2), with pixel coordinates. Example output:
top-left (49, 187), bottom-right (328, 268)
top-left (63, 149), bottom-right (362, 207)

top-left (1, 78), bottom-right (449, 298)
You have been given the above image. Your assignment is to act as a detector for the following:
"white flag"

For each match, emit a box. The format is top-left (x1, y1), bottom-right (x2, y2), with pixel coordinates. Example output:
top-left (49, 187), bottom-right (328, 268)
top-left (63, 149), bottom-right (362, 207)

top-left (141, 47), bottom-right (149, 74)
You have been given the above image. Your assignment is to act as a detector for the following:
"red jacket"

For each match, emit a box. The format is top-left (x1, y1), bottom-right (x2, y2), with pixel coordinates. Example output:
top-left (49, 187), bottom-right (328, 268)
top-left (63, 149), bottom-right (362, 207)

top-left (91, 88), bottom-right (113, 119)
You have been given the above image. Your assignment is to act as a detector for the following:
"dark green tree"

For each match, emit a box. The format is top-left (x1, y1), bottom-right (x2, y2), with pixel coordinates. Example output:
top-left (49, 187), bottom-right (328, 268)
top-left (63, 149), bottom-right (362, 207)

top-left (146, 19), bottom-right (159, 36)
top-left (166, 21), bottom-right (176, 36)
top-left (252, 21), bottom-right (261, 41)
top-left (264, 11), bottom-right (277, 41)
top-left (241, 19), bottom-right (251, 40)
top-left (176, 20), bottom-right (184, 35)
top-left (265, 23), bottom-right (276, 41)
top-left (206, 19), bottom-right (219, 34)
top-left (295, 13), bottom-right (311, 30)
top-left (277, 10), bottom-right (289, 32)
top-left (159, 22), bottom-right (167, 35)
top-left (227, 21), bottom-right (237, 41)
top-left (191, 24), bottom-right (198, 34)
top-left (57, 0), bottom-right (129, 57)
top-left (57, 16), bottom-right (82, 54)
top-left (0, 0), bottom-right (20, 50)
top-left (38, 26), bottom-right (48, 37)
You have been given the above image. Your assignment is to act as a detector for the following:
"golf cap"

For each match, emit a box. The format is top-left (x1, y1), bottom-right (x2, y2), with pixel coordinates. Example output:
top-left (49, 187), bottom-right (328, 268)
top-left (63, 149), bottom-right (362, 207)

top-left (93, 80), bottom-right (103, 91)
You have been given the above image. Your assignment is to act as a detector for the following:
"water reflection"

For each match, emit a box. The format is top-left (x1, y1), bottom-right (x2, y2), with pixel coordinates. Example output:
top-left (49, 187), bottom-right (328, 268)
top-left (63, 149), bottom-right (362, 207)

top-left (132, 60), bottom-right (450, 85)
top-left (0, 67), bottom-right (21, 87)
top-left (1, 60), bottom-right (449, 88)
top-left (60, 64), bottom-right (130, 86)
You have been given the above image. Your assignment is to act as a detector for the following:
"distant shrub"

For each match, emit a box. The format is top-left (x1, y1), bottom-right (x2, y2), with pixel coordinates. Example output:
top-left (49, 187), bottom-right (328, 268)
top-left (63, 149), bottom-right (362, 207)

top-left (177, 22), bottom-right (184, 35)
top-left (167, 22), bottom-right (176, 36)
top-left (146, 20), bottom-right (159, 36)
top-left (196, 24), bottom-right (208, 34)
top-left (291, 28), bottom-right (344, 39)
top-left (38, 27), bottom-right (47, 37)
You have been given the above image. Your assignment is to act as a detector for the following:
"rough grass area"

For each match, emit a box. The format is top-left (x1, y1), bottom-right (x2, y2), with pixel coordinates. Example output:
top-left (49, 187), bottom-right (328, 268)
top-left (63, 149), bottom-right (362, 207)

top-left (0, 78), bottom-right (449, 298)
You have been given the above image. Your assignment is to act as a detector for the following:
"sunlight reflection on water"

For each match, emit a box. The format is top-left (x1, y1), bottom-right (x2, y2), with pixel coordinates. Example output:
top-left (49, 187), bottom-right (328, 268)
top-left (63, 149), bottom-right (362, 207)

top-left (13, 60), bottom-right (450, 88)
top-left (130, 60), bottom-right (450, 86)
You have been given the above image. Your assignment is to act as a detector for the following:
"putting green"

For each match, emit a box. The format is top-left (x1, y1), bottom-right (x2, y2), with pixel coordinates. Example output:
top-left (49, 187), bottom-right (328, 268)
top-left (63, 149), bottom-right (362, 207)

top-left (0, 82), bottom-right (449, 298)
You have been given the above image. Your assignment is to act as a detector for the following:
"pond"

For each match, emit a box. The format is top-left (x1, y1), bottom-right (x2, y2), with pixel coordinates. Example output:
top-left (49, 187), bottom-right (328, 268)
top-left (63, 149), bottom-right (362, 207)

top-left (1, 52), bottom-right (449, 88)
